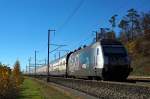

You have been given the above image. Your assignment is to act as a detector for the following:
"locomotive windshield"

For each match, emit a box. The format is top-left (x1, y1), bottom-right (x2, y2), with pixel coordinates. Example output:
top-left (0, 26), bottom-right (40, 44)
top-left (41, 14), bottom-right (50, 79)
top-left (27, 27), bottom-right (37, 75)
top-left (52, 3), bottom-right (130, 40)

top-left (102, 45), bottom-right (127, 56)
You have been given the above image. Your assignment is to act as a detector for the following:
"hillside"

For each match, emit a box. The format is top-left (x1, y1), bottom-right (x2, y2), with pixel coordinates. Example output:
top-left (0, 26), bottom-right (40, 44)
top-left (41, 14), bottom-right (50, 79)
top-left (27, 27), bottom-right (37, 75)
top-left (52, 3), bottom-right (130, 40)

top-left (126, 34), bottom-right (150, 76)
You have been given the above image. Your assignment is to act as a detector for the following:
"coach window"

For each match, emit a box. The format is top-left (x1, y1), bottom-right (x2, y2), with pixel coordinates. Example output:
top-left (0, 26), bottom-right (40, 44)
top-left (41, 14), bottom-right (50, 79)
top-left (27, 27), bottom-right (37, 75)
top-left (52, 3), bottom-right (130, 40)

top-left (97, 48), bottom-right (99, 55)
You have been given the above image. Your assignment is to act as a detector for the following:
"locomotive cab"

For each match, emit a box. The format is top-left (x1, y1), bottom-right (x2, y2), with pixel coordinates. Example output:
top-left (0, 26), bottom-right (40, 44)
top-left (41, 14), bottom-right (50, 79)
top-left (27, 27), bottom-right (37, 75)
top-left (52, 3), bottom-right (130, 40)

top-left (100, 39), bottom-right (132, 80)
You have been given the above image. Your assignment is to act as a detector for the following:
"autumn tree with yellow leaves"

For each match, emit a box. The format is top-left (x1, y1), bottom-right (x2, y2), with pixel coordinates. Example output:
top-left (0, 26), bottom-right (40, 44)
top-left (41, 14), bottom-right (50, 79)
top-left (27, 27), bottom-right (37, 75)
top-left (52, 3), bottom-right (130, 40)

top-left (0, 60), bottom-right (23, 99)
top-left (12, 60), bottom-right (23, 86)
top-left (0, 63), bottom-right (18, 99)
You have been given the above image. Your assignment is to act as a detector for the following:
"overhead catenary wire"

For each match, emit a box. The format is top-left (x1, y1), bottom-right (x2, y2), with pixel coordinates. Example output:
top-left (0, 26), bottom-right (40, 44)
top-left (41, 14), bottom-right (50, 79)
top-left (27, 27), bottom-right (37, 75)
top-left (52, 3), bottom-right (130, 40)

top-left (72, 32), bottom-right (94, 50)
top-left (57, 0), bottom-right (85, 32)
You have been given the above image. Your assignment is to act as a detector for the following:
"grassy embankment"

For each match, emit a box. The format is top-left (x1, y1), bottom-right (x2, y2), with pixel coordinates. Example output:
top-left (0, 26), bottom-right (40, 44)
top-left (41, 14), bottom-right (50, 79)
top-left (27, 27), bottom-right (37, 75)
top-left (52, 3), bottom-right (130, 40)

top-left (18, 77), bottom-right (73, 99)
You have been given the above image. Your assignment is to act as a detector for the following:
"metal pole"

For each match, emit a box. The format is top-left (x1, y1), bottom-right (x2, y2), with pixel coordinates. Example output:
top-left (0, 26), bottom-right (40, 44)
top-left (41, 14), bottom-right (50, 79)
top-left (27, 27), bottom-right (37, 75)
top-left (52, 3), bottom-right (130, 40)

top-left (47, 30), bottom-right (50, 82)
top-left (59, 51), bottom-right (60, 59)
top-left (28, 57), bottom-right (31, 75)
top-left (45, 58), bottom-right (47, 65)
top-left (47, 29), bottom-right (56, 82)
top-left (26, 65), bottom-right (27, 73)
top-left (35, 50), bottom-right (37, 76)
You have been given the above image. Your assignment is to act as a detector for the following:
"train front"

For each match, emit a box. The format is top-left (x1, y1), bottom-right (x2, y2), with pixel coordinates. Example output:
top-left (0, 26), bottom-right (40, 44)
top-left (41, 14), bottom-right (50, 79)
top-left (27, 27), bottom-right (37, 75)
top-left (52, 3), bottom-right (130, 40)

top-left (101, 40), bottom-right (133, 80)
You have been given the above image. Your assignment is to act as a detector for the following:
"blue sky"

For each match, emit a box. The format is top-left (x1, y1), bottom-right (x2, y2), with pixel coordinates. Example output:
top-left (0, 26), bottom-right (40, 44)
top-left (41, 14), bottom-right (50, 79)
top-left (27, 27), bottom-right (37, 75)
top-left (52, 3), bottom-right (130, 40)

top-left (0, 0), bottom-right (149, 71)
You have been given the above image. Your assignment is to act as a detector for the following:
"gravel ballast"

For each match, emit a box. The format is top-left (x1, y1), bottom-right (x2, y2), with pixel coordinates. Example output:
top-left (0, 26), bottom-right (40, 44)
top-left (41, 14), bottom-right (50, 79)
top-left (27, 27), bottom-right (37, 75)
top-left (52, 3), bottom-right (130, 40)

top-left (48, 77), bottom-right (150, 99)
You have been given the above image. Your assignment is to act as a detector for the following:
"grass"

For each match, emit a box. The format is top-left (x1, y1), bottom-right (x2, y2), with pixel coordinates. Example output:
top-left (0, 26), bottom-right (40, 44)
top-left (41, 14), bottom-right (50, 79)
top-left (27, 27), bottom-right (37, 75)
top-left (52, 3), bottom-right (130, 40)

top-left (18, 77), bottom-right (73, 99)
top-left (18, 77), bottom-right (44, 99)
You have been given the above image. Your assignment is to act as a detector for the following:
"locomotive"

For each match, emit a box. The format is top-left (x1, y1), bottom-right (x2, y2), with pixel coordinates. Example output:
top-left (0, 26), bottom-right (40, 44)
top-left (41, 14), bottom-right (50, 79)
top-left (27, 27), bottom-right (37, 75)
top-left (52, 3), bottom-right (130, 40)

top-left (34, 39), bottom-right (132, 80)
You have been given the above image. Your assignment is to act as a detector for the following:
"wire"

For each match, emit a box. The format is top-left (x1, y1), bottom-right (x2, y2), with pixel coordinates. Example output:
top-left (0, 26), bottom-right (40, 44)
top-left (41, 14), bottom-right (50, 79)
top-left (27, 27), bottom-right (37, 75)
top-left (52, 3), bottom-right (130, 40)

top-left (72, 33), bottom-right (94, 49)
top-left (57, 0), bottom-right (84, 32)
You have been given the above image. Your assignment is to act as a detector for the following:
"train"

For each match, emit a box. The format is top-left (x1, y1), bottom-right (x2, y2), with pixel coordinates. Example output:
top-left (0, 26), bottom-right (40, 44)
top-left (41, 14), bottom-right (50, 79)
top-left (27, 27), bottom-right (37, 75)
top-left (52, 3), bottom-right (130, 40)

top-left (31, 39), bottom-right (133, 80)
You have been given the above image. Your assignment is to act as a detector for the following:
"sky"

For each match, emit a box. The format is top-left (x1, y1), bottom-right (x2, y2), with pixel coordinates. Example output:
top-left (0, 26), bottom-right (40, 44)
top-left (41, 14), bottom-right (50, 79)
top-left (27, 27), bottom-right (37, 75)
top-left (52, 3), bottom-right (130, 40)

top-left (0, 0), bottom-right (149, 71)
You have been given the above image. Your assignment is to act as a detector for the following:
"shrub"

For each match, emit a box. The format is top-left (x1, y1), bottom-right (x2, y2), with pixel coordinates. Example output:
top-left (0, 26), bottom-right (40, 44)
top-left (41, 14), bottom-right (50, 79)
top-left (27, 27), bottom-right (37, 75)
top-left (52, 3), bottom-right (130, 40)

top-left (0, 61), bottom-right (23, 99)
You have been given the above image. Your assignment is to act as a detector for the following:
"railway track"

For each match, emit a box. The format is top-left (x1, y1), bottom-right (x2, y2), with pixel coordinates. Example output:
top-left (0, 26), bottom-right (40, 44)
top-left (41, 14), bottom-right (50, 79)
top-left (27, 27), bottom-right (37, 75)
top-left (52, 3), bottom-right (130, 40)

top-left (35, 76), bottom-right (150, 99)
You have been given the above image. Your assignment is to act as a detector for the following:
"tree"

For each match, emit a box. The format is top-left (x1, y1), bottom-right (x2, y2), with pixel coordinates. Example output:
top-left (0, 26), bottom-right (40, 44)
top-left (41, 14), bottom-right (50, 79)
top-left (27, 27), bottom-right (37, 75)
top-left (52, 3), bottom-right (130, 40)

top-left (119, 19), bottom-right (129, 41)
top-left (141, 12), bottom-right (150, 39)
top-left (13, 60), bottom-right (22, 86)
top-left (126, 8), bottom-right (140, 40)
top-left (119, 32), bottom-right (128, 43)
top-left (0, 63), bottom-right (19, 99)
top-left (119, 19), bottom-right (128, 30)
top-left (109, 14), bottom-right (118, 31)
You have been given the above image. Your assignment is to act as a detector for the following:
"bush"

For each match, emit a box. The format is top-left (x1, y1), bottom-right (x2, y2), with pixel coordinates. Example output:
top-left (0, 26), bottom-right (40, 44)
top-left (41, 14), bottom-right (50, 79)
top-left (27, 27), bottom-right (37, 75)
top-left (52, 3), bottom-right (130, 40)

top-left (0, 78), bottom-right (19, 99)
top-left (0, 61), bottom-right (23, 99)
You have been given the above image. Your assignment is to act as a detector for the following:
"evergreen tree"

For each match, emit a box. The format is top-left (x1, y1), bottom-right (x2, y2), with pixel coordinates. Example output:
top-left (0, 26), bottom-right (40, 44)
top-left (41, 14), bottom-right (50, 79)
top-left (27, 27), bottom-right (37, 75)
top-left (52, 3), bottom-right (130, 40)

top-left (109, 14), bottom-right (118, 31)
top-left (126, 8), bottom-right (140, 40)
top-left (119, 19), bottom-right (129, 41)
